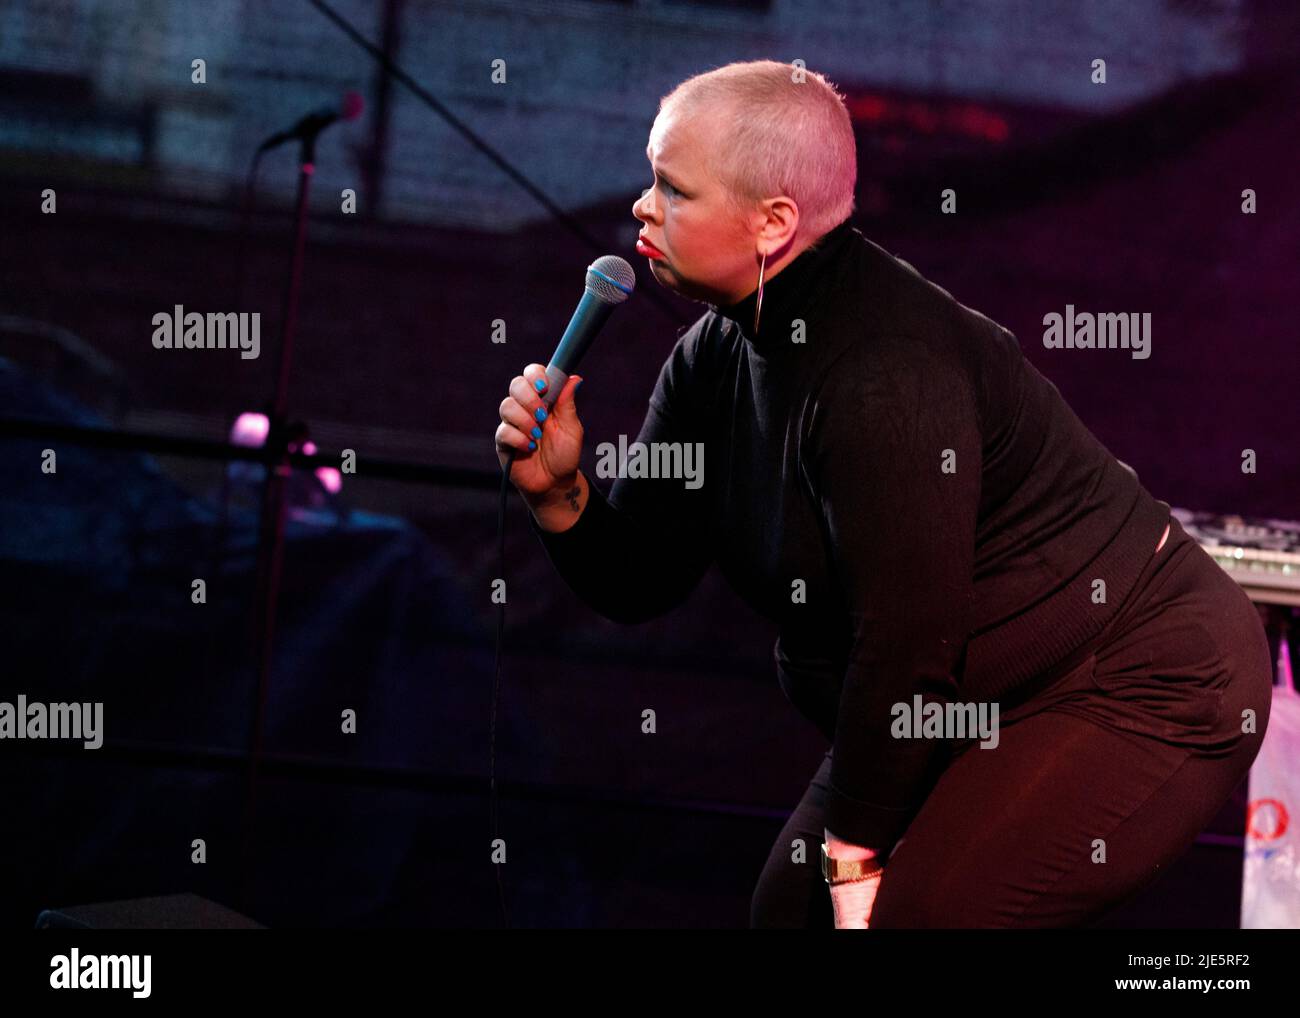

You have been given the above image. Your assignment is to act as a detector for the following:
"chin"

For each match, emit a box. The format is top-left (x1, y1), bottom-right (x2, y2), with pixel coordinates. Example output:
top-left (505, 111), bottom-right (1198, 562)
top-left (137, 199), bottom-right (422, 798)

top-left (650, 263), bottom-right (709, 303)
top-left (648, 260), bottom-right (678, 287)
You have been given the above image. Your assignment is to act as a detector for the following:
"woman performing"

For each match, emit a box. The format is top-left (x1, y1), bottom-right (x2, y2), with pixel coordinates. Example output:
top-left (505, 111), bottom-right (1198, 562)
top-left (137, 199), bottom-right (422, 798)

top-left (494, 60), bottom-right (1274, 928)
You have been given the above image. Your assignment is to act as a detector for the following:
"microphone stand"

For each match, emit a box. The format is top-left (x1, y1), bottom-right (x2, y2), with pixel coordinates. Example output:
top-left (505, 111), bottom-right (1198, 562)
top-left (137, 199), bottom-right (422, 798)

top-left (239, 129), bottom-right (318, 914)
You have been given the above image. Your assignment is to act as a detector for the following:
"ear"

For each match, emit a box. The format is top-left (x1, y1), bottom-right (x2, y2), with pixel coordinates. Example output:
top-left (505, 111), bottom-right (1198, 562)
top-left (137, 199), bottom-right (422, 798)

top-left (757, 196), bottom-right (800, 257)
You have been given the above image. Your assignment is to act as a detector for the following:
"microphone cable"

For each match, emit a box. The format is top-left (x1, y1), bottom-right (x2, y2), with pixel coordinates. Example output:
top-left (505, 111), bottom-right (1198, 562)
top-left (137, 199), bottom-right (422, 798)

top-left (492, 448), bottom-right (519, 929)
top-left (302, 0), bottom-right (663, 929)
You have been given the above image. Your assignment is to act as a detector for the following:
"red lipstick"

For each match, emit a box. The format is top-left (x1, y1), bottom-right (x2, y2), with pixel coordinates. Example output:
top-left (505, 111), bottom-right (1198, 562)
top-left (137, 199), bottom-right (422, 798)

top-left (636, 234), bottom-right (664, 258)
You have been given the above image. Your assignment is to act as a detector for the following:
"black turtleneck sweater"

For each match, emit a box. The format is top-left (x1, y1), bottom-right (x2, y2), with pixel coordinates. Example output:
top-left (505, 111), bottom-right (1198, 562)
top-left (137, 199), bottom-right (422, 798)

top-left (528, 219), bottom-right (1171, 850)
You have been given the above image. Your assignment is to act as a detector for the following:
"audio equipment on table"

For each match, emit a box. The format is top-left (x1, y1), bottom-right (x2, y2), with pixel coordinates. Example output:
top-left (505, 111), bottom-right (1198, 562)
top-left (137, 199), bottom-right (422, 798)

top-left (1173, 507), bottom-right (1300, 607)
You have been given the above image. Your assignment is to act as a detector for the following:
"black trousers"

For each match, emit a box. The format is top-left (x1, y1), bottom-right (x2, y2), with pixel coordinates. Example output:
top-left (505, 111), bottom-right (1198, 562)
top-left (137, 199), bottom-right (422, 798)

top-left (751, 513), bottom-right (1275, 928)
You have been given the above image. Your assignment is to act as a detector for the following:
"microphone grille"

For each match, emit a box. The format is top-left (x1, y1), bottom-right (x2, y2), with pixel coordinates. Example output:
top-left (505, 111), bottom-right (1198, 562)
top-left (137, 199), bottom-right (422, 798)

top-left (585, 255), bottom-right (636, 305)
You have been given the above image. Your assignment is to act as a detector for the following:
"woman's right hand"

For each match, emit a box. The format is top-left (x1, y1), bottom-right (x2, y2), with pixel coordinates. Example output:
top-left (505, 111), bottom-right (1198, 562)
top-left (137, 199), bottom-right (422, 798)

top-left (495, 364), bottom-right (585, 500)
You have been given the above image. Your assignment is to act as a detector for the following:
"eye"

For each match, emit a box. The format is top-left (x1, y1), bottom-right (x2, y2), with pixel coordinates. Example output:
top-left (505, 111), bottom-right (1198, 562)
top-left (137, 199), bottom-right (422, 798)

top-left (657, 177), bottom-right (680, 198)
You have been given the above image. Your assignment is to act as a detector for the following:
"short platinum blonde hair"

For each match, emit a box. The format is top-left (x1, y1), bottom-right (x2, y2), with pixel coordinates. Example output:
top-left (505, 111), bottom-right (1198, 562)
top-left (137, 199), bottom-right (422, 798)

top-left (657, 59), bottom-right (857, 241)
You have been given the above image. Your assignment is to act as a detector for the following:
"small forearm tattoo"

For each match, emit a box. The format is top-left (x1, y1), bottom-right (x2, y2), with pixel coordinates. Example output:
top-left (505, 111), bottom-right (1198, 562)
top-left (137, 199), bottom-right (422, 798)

top-left (563, 485), bottom-right (581, 512)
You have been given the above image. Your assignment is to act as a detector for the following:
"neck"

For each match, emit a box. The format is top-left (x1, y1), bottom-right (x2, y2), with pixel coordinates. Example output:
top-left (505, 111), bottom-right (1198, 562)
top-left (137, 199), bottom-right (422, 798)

top-left (711, 218), bottom-right (857, 350)
top-left (725, 236), bottom-right (811, 305)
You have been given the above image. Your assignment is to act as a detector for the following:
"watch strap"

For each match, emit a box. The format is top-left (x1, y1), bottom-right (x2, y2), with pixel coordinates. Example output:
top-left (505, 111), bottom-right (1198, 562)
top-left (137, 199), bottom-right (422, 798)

top-left (821, 841), bottom-right (885, 885)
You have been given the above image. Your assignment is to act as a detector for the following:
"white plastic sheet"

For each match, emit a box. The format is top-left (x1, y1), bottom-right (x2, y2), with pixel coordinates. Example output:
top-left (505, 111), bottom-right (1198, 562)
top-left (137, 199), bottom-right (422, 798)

top-left (1241, 633), bottom-right (1300, 928)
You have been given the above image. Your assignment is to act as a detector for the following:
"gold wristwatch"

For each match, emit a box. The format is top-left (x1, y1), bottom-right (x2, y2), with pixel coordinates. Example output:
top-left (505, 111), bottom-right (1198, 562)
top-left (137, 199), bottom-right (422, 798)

top-left (821, 842), bottom-right (885, 885)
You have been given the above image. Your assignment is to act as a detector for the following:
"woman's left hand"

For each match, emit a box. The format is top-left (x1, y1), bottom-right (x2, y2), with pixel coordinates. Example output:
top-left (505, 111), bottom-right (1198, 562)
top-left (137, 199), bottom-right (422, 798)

top-left (830, 871), bottom-right (884, 929)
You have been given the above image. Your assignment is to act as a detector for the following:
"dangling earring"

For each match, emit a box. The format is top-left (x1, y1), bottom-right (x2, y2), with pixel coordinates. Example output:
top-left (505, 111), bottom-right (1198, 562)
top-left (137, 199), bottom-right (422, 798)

top-left (753, 248), bottom-right (767, 334)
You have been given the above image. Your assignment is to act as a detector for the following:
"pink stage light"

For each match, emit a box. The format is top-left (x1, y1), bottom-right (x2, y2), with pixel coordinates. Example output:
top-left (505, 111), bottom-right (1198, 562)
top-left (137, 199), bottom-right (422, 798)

top-left (315, 467), bottom-right (343, 494)
top-left (231, 412), bottom-right (270, 447)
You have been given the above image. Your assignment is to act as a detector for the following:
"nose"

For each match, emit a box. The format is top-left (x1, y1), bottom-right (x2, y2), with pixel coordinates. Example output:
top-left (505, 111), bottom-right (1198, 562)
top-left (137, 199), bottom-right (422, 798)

top-left (633, 186), bottom-right (658, 224)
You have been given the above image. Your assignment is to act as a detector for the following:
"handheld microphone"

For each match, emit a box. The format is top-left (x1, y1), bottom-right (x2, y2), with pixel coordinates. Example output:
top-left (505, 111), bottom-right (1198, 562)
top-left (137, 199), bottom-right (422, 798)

top-left (257, 91), bottom-right (365, 153)
top-left (535, 255), bottom-right (636, 412)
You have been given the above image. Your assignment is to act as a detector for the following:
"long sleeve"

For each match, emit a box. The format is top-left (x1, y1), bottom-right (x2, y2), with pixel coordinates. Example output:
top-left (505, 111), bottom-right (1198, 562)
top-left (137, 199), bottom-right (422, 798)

top-left (527, 325), bottom-right (715, 624)
top-left (802, 339), bottom-right (981, 850)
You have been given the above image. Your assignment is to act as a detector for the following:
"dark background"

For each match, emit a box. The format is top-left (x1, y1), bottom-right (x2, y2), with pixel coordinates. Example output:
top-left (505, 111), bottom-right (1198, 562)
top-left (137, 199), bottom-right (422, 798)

top-left (1, 0), bottom-right (1297, 928)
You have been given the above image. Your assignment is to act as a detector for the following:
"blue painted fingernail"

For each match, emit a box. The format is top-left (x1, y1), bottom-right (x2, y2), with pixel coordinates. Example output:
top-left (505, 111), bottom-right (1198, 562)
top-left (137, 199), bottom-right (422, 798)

top-left (528, 440), bottom-right (536, 450)
top-left (534, 379), bottom-right (546, 392)
top-left (535, 406), bottom-right (547, 422)
top-left (531, 425), bottom-right (542, 439)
